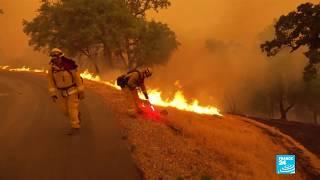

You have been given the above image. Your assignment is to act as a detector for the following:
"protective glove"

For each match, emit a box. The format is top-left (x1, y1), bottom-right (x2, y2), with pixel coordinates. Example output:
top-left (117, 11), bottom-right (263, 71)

top-left (78, 91), bottom-right (85, 100)
top-left (51, 95), bottom-right (58, 102)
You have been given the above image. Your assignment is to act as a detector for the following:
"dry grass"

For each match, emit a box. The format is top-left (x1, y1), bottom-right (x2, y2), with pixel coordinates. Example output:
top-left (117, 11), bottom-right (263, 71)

top-left (164, 111), bottom-right (305, 180)
top-left (86, 80), bottom-right (312, 180)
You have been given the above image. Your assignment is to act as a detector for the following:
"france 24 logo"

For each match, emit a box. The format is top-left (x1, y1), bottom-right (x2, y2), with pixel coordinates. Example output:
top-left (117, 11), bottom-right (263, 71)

top-left (276, 155), bottom-right (296, 174)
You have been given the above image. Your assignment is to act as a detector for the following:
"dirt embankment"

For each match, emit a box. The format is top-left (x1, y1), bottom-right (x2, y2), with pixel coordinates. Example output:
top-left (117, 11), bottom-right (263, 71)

top-left (86, 80), bottom-right (319, 180)
top-left (244, 117), bottom-right (320, 158)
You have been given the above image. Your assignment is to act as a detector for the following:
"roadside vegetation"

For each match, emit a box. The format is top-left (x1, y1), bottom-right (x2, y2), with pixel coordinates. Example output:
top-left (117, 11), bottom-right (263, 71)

top-left (85, 80), bottom-right (319, 179)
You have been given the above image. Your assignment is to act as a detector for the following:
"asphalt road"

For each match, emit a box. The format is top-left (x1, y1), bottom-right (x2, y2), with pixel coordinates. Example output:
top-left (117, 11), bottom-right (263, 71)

top-left (0, 71), bottom-right (141, 180)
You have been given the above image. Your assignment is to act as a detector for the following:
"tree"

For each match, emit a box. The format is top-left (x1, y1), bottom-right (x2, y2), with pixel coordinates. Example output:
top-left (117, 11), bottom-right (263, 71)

top-left (271, 78), bottom-right (297, 121)
top-left (295, 79), bottom-right (320, 124)
top-left (224, 93), bottom-right (239, 114)
top-left (250, 90), bottom-right (277, 119)
top-left (128, 21), bottom-right (178, 68)
top-left (23, 0), bottom-right (137, 73)
top-left (23, 0), bottom-right (178, 72)
top-left (122, 0), bottom-right (177, 69)
top-left (250, 77), bottom-right (298, 121)
top-left (125, 0), bottom-right (171, 17)
top-left (0, 9), bottom-right (3, 14)
top-left (261, 3), bottom-right (320, 82)
top-left (254, 21), bottom-right (302, 121)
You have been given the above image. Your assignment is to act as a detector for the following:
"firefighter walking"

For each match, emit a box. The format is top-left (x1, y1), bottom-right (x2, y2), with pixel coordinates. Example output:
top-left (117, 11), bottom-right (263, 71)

top-left (48, 48), bottom-right (84, 135)
top-left (117, 68), bottom-right (153, 117)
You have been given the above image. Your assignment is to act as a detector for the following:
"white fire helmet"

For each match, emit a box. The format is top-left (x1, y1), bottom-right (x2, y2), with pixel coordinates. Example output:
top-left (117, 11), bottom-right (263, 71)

top-left (50, 48), bottom-right (64, 57)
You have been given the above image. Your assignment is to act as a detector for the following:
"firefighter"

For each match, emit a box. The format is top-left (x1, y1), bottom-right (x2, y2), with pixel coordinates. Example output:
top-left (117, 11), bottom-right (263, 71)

top-left (117, 67), bottom-right (152, 117)
top-left (48, 48), bottom-right (84, 135)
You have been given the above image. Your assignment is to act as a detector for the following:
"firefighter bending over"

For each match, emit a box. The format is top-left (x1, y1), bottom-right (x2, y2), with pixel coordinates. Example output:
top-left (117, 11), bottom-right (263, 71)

top-left (48, 48), bottom-right (84, 135)
top-left (117, 68), bottom-right (152, 117)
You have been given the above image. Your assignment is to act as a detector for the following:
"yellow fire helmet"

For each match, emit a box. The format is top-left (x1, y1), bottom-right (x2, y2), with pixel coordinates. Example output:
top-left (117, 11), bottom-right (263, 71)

top-left (50, 48), bottom-right (64, 57)
top-left (143, 67), bottom-right (152, 77)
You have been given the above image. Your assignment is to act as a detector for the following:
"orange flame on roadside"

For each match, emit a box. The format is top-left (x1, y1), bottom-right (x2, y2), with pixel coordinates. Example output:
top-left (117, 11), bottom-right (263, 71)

top-left (0, 65), bottom-right (222, 116)
top-left (139, 90), bottom-right (221, 116)
top-left (1, 65), bottom-right (48, 73)
top-left (80, 69), bottom-right (121, 90)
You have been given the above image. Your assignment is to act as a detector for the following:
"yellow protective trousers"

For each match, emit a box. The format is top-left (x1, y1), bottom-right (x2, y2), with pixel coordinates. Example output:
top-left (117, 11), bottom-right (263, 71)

top-left (56, 92), bottom-right (80, 129)
top-left (123, 87), bottom-right (142, 114)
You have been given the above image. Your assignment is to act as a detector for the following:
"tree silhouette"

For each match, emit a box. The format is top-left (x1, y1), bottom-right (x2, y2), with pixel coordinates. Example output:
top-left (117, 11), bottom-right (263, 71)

top-left (261, 3), bottom-right (320, 81)
top-left (23, 0), bottom-right (178, 72)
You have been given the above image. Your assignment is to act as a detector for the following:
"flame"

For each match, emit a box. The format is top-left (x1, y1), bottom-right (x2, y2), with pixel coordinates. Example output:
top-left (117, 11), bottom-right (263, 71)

top-left (80, 69), bottom-right (121, 90)
top-left (0, 66), bottom-right (48, 73)
top-left (0, 65), bottom-right (222, 116)
top-left (80, 69), bottom-right (101, 81)
top-left (138, 90), bottom-right (221, 116)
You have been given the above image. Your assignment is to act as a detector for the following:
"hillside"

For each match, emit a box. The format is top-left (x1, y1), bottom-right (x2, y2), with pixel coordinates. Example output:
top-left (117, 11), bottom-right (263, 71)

top-left (246, 117), bottom-right (320, 158)
top-left (86, 80), bottom-right (320, 180)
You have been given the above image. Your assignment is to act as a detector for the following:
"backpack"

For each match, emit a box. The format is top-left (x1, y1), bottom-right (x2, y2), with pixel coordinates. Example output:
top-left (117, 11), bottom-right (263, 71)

top-left (116, 69), bottom-right (142, 89)
top-left (117, 75), bottom-right (129, 89)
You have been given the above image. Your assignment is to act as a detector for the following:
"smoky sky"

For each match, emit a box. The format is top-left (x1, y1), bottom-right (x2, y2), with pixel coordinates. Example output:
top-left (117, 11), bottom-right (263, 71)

top-left (0, 0), bottom-right (317, 109)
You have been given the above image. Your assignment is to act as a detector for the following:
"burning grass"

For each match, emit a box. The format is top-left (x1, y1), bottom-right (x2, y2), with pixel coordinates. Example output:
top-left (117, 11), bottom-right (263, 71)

top-left (2, 65), bottom-right (318, 179)
top-left (0, 65), bottom-right (222, 116)
top-left (86, 80), bottom-right (309, 180)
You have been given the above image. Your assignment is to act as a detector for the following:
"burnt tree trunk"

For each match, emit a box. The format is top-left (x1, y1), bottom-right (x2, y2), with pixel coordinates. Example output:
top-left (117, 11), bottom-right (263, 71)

top-left (103, 44), bottom-right (113, 68)
top-left (88, 57), bottom-right (100, 74)
top-left (93, 63), bottom-right (100, 74)
top-left (88, 56), bottom-right (100, 74)
top-left (280, 108), bottom-right (288, 121)
top-left (279, 99), bottom-right (294, 121)
top-left (125, 38), bottom-right (139, 70)
top-left (279, 100), bottom-right (287, 120)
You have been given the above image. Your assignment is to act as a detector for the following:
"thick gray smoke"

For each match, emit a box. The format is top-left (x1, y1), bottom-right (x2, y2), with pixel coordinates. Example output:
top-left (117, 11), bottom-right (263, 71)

top-left (0, 0), bottom-right (316, 117)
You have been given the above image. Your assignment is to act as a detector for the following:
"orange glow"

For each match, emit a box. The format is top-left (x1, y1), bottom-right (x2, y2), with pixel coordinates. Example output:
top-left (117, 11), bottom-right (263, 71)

top-left (0, 65), bottom-right (222, 116)
top-left (1, 65), bottom-right (48, 73)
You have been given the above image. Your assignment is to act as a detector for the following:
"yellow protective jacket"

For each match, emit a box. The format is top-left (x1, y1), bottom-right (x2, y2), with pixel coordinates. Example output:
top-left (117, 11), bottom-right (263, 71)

top-left (48, 57), bottom-right (84, 97)
top-left (125, 71), bottom-right (147, 93)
